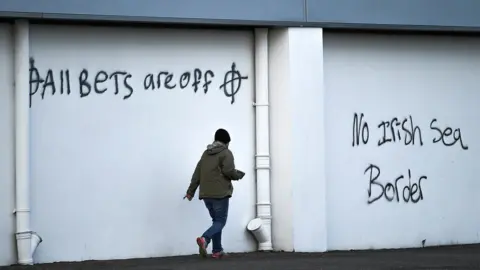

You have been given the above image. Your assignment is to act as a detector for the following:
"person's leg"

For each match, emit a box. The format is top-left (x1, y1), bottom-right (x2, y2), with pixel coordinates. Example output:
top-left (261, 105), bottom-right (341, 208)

top-left (196, 199), bottom-right (215, 257)
top-left (200, 198), bottom-right (229, 254)
top-left (211, 198), bottom-right (229, 258)
top-left (210, 230), bottom-right (226, 259)
top-left (211, 231), bottom-right (222, 253)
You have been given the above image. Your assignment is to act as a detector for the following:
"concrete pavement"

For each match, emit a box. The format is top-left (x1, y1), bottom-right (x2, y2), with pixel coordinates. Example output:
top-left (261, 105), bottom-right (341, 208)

top-left (2, 244), bottom-right (479, 270)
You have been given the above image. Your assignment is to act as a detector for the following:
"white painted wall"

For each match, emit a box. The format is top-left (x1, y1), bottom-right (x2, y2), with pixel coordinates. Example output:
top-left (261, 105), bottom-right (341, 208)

top-left (289, 29), bottom-right (327, 253)
top-left (269, 28), bottom-right (327, 252)
top-left (324, 32), bottom-right (480, 250)
top-left (269, 29), bottom-right (294, 252)
top-left (3, 23), bottom-right (479, 264)
top-left (29, 25), bottom-right (256, 263)
top-left (0, 23), bottom-right (16, 266)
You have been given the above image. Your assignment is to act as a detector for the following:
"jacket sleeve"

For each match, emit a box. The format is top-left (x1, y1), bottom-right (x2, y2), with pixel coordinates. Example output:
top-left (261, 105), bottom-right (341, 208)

top-left (220, 149), bottom-right (242, 180)
top-left (186, 158), bottom-right (201, 196)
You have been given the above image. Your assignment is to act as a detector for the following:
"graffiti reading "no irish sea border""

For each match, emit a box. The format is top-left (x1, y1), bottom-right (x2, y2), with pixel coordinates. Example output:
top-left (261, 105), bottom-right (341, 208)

top-left (350, 112), bottom-right (469, 205)
top-left (28, 58), bottom-right (249, 108)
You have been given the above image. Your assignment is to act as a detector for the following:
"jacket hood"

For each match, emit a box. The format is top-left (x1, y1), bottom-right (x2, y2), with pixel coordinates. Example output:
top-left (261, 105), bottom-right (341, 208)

top-left (206, 141), bottom-right (228, 155)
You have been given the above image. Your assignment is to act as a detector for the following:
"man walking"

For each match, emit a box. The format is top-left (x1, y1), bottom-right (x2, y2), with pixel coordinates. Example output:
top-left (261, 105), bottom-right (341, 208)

top-left (184, 128), bottom-right (245, 259)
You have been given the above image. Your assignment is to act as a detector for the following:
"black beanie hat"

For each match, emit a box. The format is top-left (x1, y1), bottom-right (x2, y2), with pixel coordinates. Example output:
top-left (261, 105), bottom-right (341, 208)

top-left (214, 128), bottom-right (231, 144)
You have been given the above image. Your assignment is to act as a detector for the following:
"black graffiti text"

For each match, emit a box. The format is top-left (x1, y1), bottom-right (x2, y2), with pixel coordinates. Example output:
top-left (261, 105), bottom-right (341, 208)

top-left (430, 119), bottom-right (468, 150)
top-left (143, 69), bottom-right (214, 93)
top-left (79, 69), bottom-right (133, 100)
top-left (352, 113), bottom-right (370, 147)
top-left (29, 59), bottom-right (248, 107)
top-left (365, 164), bottom-right (426, 204)
top-left (29, 58), bottom-right (134, 107)
top-left (377, 116), bottom-right (423, 147)
top-left (220, 62), bottom-right (248, 104)
top-left (29, 58), bottom-right (72, 108)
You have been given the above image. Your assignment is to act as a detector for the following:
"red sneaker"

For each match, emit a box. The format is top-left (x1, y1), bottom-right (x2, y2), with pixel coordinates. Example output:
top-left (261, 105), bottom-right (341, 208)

top-left (196, 237), bottom-right (207, 258)
top-left (211, 251), bottom-right (226, 259)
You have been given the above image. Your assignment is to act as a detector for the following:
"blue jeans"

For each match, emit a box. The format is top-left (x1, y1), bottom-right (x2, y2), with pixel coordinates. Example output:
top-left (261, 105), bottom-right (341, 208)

top-left (202, 197), bottom-right (229, 253)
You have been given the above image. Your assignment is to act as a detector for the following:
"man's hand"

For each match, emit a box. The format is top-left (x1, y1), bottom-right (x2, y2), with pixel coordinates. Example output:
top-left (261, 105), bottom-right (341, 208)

top-left (236, 170), bottom-right (245, 179)
top-left (183, 194), bottom-right (193, 201)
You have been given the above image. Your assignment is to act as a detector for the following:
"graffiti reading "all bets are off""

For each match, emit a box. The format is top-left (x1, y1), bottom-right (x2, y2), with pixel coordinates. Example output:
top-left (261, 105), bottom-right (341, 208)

top-left (28, 58), bottom-right (249, 108)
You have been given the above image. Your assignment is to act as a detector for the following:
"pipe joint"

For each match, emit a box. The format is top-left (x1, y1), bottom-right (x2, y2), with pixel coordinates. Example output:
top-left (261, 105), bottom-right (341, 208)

top-left (13, 208), bottom-right (31, 214)
top-left (253, 102), bottom-right (269, 107)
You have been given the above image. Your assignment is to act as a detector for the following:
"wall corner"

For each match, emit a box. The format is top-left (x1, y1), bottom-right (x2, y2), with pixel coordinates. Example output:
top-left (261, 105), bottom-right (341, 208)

top-left (289, 27), bottom-right (328, 252)
top-left (268, 28), bottom-right (294, 252)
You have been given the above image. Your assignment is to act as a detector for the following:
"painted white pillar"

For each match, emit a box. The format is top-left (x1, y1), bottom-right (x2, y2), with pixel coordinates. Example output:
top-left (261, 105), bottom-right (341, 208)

top-left (253, 28), bottom-right (273, 251)
top-left (269, 28), bottom-right (327, 252)
top-left (14, 19), bottom-right (42, 265)
top-left (289, 28), bottom-right (326, 252)
top-left (268, 29), bottom-right (294, 251)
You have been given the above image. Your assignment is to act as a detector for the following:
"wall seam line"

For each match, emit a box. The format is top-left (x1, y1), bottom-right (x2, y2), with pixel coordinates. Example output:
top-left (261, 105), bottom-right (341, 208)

top-left (304, 0), bottom-right (308, 22)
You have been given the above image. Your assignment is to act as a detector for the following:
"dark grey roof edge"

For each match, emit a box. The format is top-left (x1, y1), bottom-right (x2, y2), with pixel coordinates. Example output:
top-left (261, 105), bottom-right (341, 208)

top-left (2, 0), bottom-right (480, 32)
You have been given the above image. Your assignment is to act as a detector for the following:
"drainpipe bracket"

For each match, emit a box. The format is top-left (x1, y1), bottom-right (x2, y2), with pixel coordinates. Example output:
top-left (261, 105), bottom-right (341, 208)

top-left (12, 208), bottom-right (31, 214)
top-left (256, 202), bottom-right (272, 206)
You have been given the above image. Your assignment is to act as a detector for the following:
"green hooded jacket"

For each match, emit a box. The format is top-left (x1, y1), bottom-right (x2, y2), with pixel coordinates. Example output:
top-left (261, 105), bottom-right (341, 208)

top-left (186, 141), bottom-right (244, 199)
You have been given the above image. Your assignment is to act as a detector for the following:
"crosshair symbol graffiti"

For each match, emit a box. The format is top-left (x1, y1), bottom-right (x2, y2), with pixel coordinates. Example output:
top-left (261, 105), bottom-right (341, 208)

top-left (219, 62), bottom-right (248, 104)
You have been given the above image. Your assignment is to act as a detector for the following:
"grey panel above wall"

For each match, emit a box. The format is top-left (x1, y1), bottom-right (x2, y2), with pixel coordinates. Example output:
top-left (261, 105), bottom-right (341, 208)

top-left (1, 0), bottom-right (480, 30)
top-left (0, 0), bottom-right (306, 25)
top-left (306, 0), bottom-right (480, 30)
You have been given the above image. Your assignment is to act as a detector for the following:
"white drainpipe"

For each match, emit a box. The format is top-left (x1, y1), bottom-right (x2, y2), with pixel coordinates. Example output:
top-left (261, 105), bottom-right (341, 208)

top-left (14, 19), bottom-right (42, 265)
top-left (247, 28), bottom-right (273, 251)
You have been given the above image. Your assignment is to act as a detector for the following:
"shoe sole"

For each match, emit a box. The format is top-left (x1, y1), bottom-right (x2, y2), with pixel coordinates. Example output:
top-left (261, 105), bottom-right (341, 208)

top-left (212, 252), bottom-right (226, 259)
top-left (196, 237), bottom-right (207, 258)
